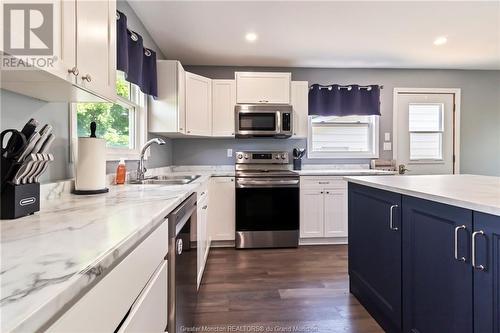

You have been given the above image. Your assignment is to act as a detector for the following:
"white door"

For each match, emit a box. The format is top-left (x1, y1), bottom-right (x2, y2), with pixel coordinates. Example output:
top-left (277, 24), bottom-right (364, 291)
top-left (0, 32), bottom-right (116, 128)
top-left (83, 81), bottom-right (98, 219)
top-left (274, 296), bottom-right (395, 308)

top-left (76, 0), bottom-right (116, 100)
top-left (324, 189), bottom-right (348, 237)
top-left (395, 92), bottom-right (457, 175)
top-left (212, 80), bottom-right (236, 137)
top-left (300, 190), bottom-right (324, 238)
top-left (186, 72), bottom-right (212, 136)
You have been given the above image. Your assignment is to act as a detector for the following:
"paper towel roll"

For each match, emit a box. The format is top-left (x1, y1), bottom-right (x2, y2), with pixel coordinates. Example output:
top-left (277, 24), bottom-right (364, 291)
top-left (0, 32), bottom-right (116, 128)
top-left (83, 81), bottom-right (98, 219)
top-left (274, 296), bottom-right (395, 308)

top-left (75, 137), bottom-right (106, 191)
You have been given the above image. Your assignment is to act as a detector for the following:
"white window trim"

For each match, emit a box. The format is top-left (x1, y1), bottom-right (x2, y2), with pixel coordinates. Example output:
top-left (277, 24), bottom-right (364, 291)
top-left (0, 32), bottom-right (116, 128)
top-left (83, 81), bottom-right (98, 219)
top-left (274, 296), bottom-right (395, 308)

top-left (307, 115), bottom-right (380, 159)
top-left (69, 90), bottom-right (148, 162)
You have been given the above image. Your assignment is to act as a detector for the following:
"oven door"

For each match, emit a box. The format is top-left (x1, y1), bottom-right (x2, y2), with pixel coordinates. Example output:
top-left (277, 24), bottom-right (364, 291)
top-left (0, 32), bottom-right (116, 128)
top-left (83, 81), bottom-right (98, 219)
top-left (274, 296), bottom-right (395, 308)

top-left (236, 110), bottom-right (279, 136)
top-left (235, 178), bottom-right (299, 232)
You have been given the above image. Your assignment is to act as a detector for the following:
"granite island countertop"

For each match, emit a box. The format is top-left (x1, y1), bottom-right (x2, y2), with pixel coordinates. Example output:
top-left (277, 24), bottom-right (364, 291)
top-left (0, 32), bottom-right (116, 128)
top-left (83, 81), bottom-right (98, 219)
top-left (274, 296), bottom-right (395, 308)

top-left (0, 174), bottom-right (214, 333)
top-left (345, 174), bottom-right (500, 216)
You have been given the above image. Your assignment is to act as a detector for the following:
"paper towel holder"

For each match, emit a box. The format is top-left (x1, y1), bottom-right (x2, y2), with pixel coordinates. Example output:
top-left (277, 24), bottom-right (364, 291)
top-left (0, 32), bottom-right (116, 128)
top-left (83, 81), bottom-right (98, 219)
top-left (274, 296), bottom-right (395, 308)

top-left (73, 121), bottom-right (109, 195)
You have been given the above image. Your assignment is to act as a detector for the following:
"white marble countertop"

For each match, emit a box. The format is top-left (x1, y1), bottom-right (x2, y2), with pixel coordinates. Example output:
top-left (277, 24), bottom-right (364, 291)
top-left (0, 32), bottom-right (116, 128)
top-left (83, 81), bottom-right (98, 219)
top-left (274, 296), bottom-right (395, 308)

top-left (297, 169), bottom-right (396, 176)
top-left (0, 173), bottom-right (216, 333)
top-left (345, 174), bottom-right (500, 216)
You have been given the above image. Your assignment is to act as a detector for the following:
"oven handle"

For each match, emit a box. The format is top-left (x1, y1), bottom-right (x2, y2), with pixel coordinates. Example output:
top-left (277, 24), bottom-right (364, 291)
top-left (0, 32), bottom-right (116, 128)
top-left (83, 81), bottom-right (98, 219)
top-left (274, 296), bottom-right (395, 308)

top-left (236, 178), bottom-right (299, 188)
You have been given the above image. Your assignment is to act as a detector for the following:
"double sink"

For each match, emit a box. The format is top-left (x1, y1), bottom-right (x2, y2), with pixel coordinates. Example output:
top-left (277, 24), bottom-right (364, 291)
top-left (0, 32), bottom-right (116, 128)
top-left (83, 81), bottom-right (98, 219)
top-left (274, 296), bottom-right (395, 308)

top-left (129, 175), bottom-right (201, 185)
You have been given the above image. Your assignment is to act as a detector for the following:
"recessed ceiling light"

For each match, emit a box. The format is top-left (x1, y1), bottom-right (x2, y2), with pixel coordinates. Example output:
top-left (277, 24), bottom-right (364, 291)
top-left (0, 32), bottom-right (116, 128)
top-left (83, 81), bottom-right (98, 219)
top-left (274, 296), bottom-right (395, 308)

top-left (433, 36), bottom-right (448, 46)
top-left (245, 33), bottom-right (258, 42)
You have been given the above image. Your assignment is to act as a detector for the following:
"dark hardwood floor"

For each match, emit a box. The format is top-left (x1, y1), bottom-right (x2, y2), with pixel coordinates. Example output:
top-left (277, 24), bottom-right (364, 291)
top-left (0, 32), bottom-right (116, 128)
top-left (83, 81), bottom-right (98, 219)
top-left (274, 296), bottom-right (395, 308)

top-left (194, 245), bottom-right (383, 333)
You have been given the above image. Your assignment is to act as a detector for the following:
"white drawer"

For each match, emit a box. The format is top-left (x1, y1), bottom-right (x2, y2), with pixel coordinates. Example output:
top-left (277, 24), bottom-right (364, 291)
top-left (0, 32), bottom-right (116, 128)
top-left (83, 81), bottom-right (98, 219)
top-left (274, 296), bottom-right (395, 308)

top-left (48, 221), bottom-right (168, 333)
top-left (118, 261), bottom-right (167, 333)
top-left (300, 177), bottom-right (347, 189)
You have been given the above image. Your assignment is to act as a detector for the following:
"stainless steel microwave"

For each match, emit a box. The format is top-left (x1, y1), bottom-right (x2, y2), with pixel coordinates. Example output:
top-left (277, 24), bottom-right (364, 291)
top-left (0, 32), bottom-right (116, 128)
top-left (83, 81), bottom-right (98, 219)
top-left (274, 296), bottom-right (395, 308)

top-left (235, 104), bottom-right (293, 138)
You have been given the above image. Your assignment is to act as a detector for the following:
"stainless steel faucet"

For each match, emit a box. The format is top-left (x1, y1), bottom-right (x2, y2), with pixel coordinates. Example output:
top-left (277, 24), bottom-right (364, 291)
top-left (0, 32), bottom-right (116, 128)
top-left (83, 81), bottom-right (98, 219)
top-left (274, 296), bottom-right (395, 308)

top-left (137, 138), bottom-right (166, 181)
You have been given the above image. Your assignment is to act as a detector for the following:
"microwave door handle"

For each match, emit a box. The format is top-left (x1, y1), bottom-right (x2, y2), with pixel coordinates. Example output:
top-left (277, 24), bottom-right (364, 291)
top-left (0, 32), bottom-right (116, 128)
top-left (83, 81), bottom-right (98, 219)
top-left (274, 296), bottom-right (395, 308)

top-left (276, 111), bottom-right (281, 134)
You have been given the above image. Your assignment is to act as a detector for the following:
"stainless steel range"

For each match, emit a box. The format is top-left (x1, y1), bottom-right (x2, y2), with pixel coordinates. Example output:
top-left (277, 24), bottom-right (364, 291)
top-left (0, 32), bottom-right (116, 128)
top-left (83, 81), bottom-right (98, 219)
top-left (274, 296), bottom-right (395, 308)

top-left (235, 151), bottom-right (299, 249)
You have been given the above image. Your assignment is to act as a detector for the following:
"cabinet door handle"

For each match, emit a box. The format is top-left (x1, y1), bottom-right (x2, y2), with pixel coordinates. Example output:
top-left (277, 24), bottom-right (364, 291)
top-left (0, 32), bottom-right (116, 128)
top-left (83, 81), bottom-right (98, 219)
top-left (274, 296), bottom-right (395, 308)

top-left (454, 225), bottom-right (467, 262)
top-left (81, 74), bottom-right (92, 82)
top-left (202, 205), bottom-right (208, 210)
top-left (389, 204), bottom-right (399, 231)
top-left (318, 181), bottom-right (329, 184)
top-left (472, 230), bottom-right (486, 271)
top-left (259, 100), bottom-right (269, 103)
top-left (68, 67), bottom-right (79, 76)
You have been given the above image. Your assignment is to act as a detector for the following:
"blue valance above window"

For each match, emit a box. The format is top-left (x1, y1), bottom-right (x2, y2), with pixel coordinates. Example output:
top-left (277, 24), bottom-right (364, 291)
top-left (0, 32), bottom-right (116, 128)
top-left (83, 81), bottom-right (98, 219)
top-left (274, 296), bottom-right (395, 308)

top-left (308, 84), bottom-right (381, 117)
top-left (116, 11), bottom-right (158, 98)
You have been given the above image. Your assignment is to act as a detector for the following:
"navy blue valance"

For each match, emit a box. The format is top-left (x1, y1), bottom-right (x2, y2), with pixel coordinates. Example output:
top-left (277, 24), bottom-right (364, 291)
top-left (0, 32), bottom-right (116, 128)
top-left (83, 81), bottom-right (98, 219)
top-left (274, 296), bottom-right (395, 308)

top-left (308, 84), bottom-right (381, 117)
top-left (116, 11), bottom-right (157, 98)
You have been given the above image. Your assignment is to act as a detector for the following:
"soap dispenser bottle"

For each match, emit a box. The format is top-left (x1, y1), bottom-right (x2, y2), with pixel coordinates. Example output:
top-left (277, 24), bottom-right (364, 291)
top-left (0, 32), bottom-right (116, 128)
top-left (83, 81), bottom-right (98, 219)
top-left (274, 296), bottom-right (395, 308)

top-left (115, 158), bottom-right (126, 184)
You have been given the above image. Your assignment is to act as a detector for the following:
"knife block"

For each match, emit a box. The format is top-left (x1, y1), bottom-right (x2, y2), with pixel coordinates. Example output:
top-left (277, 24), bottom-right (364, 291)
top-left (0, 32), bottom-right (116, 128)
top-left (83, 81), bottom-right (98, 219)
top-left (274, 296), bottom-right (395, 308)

top-left (1, 182), bottom-right (40, 219)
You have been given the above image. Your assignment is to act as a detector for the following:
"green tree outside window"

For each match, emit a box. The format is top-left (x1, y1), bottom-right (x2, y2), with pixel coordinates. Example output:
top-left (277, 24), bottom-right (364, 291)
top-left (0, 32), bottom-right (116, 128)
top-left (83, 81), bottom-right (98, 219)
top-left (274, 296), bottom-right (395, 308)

top-left (76, 72), bottom-right (135, 148)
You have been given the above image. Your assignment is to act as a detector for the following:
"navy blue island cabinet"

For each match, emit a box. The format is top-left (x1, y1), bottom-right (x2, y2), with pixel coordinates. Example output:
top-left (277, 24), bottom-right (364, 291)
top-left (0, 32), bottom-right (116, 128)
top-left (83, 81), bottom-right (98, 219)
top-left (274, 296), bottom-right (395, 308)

top-left (473, 212), bottom-right (500, 333)
top-left (348, 183), bottom-right (402, 333)
top-left (348, 182), bottom-right (500, 333)
top-left (402, 196), bottom-right (473, 333)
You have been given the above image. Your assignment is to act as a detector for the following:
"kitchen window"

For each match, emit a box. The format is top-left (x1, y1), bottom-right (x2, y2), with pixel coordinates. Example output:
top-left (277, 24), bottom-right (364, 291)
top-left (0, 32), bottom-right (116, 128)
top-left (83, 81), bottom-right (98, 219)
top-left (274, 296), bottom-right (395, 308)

top-left (307, 115), bottom-right (379, 158)
top-left (71, 72), bottom-right (148, 161)
top-left (408, 103), bottom-right (444, 160)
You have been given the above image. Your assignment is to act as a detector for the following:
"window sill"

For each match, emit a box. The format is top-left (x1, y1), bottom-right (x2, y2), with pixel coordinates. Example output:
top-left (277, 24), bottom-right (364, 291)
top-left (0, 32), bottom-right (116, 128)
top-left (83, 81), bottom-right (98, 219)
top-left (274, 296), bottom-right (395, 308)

top-left (106, 149), bottom-right (148, 162)
top-left (307, 152), bottom-right (380, 159)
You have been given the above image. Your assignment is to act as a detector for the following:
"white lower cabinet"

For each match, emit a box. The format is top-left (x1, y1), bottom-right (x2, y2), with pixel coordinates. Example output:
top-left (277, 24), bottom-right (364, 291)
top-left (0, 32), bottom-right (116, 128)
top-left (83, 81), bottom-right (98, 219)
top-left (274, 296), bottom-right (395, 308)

top-left (197, 192), bottom-right (210, 288)
top-left (300, 177), bottom-right (348, 242)
top-left (117, 262), bottom-right (167, 333)
top-left (208, 177), bottom-right (235, 241)
top-left (300, 189), bottom-right (325, 238)
top-left (48, 222), bottom-right (168, 332)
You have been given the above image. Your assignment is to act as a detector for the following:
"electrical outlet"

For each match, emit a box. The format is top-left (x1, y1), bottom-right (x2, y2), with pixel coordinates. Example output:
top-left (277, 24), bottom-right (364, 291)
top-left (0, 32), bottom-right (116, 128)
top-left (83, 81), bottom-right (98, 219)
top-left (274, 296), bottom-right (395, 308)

top-left (384, 132), bottom-right (391, 141)
top-left (383, 142), bottom-right (392, 151)
top-left (227, 149), bottom-right (233, 157)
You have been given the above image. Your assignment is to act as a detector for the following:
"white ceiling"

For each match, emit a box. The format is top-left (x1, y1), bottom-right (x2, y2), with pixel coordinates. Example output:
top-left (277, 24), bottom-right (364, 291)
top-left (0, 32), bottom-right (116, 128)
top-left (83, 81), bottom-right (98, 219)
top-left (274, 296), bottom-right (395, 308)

top-left (129, 1), bottom-right (500, 69)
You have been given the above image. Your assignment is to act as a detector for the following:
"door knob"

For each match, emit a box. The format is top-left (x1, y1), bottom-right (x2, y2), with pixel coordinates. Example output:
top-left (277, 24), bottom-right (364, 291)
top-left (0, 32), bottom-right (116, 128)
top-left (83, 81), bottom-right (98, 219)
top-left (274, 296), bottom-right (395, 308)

top-left (398, 164), bottom-right (410, 174)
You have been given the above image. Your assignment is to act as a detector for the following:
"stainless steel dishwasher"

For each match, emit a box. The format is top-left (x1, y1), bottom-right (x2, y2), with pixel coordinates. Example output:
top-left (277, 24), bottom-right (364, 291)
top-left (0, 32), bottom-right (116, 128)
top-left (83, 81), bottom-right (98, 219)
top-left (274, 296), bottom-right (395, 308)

top-left (167, 193), bottom-right (197, 333)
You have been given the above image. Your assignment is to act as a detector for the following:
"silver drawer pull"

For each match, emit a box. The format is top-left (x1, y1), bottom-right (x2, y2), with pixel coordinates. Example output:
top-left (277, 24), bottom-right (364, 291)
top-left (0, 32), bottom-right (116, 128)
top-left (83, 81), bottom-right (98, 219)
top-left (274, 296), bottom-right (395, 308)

top-left (389, 204), bottom-right (398, 231)
top-left (472, 230), bottom-right (486, 271)
top-left (318, 181), bottom-right (329, 184)
top-left (202, 205), bottom-right (208, 210)
top-left (454, 225), bottom-right (467, 262)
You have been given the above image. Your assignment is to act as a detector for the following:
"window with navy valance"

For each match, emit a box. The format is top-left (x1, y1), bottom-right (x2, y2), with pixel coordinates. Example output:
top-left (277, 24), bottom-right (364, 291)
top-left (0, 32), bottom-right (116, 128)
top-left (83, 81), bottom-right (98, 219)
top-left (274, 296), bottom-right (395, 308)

top-left (308, 84), bottom-right (381, 117)
top-left (116, 11), bottom-right (158, 98)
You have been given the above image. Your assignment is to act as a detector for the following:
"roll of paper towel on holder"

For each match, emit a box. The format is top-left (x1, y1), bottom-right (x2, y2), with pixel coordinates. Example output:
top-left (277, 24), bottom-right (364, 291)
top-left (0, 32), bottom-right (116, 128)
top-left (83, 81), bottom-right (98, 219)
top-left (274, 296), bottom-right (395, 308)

top-left (74, 122), bottom-right (108, 194)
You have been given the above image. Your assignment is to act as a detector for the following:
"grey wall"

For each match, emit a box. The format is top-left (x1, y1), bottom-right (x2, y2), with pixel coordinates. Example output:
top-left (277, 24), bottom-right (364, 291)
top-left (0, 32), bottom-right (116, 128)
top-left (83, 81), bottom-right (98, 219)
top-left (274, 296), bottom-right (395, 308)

top-left (0, 0), bottom-right (173, 182)
top-left (0, 90), bottom-right (71, 182)
top-left (174, 66), bottom-right (500, 176)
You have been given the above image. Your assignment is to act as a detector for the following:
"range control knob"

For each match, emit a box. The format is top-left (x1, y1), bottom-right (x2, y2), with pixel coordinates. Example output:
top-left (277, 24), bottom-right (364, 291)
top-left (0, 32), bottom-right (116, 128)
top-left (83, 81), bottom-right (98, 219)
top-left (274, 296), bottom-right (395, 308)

top-left (275, 155), bottom-right (280, 159)
top-left (237, 154), bottom-right (243, 159)
top-left (244, 154), bottom-right (249, 159)
top-left (281, 154), bottom-right (286, 159)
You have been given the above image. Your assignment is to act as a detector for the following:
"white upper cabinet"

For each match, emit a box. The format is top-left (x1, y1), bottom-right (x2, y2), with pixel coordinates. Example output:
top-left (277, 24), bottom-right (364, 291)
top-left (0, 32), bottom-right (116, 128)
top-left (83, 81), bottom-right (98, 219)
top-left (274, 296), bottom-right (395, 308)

top-left (235, 72), bottom-right (291, 104)
top-left (212, 80), bottom-right (236, 137)
top-left (185, 72), bottom-right (212, 136)
top-left (75, 0), bottom-right (116, 100)
top-left (291, 81), bottom-right (309, 138)
top-left (150, 60), bottom-right (186, 135)
top-left (1, 0), bottom-right (116, 102)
